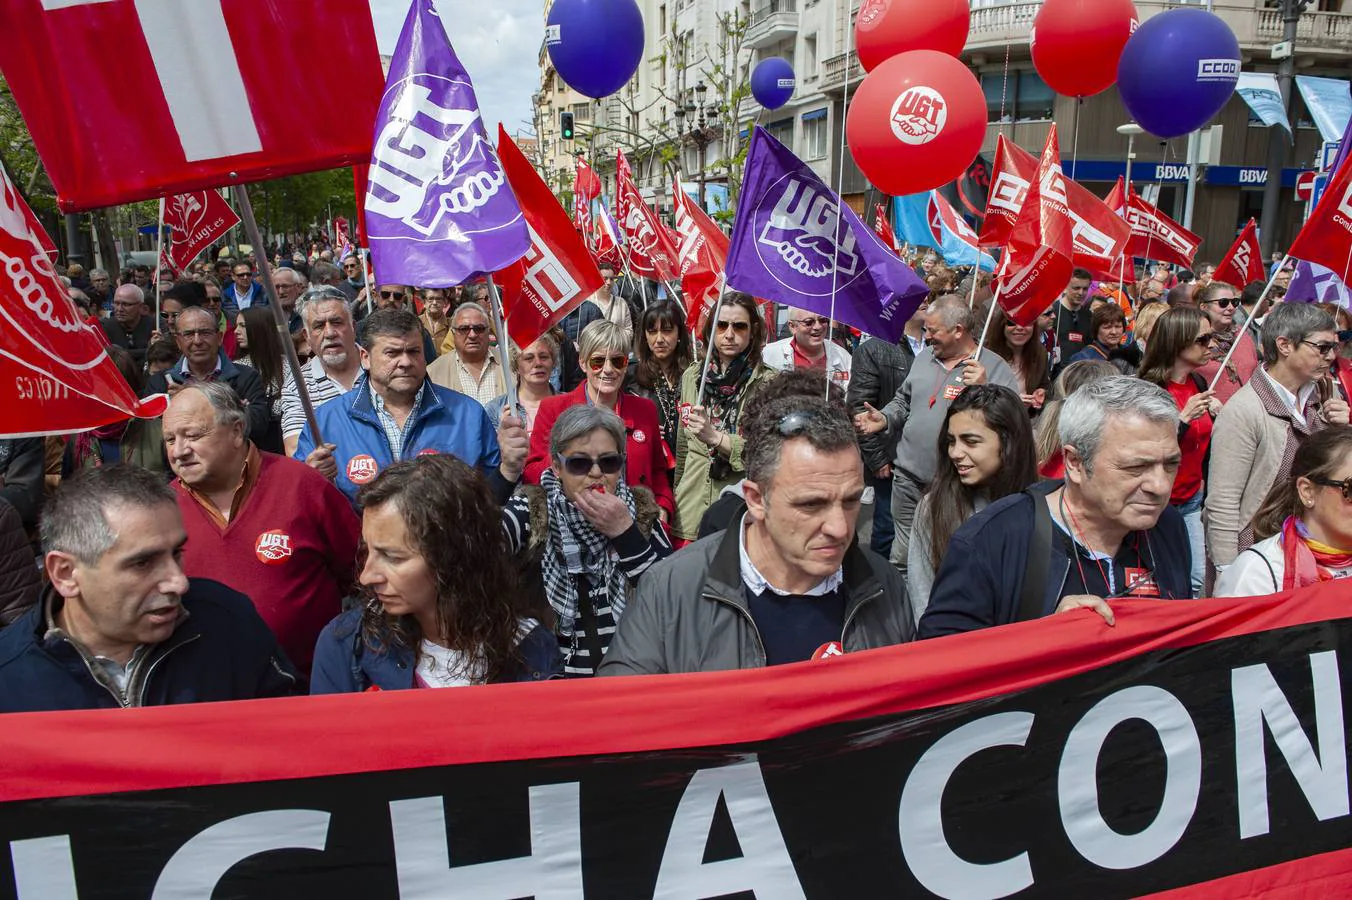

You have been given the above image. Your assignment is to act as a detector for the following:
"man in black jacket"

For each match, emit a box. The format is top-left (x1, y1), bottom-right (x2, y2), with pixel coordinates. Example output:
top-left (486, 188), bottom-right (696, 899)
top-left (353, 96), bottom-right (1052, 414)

top-left (99, 284), bottom-right (157, 365)
top-left (920, 376), bottom-right (1191, 638)
top-left (0, 466), bottom-right (297, 711)
top-left (0, 438), bottom-right (44, 532)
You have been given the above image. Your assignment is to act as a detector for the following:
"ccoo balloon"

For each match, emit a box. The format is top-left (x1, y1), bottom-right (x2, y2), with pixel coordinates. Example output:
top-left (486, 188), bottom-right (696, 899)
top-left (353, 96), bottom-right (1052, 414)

top-left (1032, 0), bottom-right (1138, 98)
top-left (1117, 8), bottom-right (1240, 139)
top-left (846, 50), bottom-right (987, 196)
top-left (751, 58), bottom-right (795, 110)
top-left (855, 0), bottom-right (969, 72)
top-left (546, 0), bottom-right (645, 99)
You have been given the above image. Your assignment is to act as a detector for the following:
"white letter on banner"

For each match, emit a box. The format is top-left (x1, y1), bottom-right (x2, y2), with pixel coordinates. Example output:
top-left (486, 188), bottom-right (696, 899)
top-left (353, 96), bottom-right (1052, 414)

top-left (899, 712), bottom-right (1035, 900)
top-left (151, 810), bottom-right (331, 899)
top-left (1059, 686), bottom-right (1201, 870)
top-left (9, 835), bottom-right (79, 900)
top-left (1233, 651), bottom-right (1348, 840)
top-left (389, 785), bottom-right (582, 899)
top-left (653, 758), bottom-right (806, 900)
top-left (41, 0), bottom-right (263, 162)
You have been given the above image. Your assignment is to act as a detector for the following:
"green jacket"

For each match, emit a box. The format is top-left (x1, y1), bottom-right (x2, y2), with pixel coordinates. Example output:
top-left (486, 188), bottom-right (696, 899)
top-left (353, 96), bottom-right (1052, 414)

top-left (671, 362), bottom-right (774, 541)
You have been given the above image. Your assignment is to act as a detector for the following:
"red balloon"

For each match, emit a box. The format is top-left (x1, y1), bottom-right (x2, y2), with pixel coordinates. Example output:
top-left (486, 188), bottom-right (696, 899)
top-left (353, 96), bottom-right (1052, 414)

top-left (1032, 0), bottom-right (1139, 97)
top-left (855, 0), bottom-right (969, 72)
top-left (846, 50), bottom-right (986, 197)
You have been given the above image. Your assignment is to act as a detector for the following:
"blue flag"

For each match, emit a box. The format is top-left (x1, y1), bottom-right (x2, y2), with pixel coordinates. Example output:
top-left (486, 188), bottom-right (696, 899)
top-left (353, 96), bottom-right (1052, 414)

top-left (364, 0), bottom-right (529, 287)
top-left (725, 130), bottom-right (928, 342)
top-left (893, 191), bottom-right (997, 272)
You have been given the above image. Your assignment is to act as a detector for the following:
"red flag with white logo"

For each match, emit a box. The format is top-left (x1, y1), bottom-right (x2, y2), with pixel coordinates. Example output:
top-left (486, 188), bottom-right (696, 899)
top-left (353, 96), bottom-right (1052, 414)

top-left (1105, 176), bottom-right (1127, 216)
top-left (672, 182), bottom-right (729, 332)
top-left (1213, 218), bottom-right (1264, 288)
top-left (980, 136), bottom-right (1130, 282)
top-left (1287, 157), bottom-right (1352, 286)
top-left (0, 0), bottom-right (384, 211)
top-left (593, 203), bottom-right (624, 269)
top-left (493, 126), bottom-right (604, 349)
top-left (164, 190), bottom-right (241, 272)
top-left (616, 150), bottom-right (679, 282)
top-left (1122, 188), bottom-right (1201, 269)
top-left (574, 158), bottom-right (602, 250)
top-left (873, 202), bottom-right (900, 254)
top-left (995, 126), bottom-right (1075, 327)
top-left (0, 161), bottom-right (167, 436)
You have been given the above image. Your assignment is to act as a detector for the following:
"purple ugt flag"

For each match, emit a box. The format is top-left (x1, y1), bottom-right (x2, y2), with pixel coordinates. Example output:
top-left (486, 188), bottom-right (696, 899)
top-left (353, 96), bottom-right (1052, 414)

top-left (364, 0), bottom-right (529, 288)
top-left (1286, 260), bottom-right (1352, 311)
top-left (725, 129), bottom-right (928, 343)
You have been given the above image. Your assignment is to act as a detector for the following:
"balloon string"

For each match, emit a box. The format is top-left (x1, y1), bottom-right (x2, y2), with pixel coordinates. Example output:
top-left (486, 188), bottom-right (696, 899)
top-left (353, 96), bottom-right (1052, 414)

top-left (1069, 97), bottom-right (1082, 182)
top-left (999, 39), bottom-right (1011, 136)
top-left (1140, 141), bottom-right (1174, 272)
top-left (824, 0), bottom-right (855, 400)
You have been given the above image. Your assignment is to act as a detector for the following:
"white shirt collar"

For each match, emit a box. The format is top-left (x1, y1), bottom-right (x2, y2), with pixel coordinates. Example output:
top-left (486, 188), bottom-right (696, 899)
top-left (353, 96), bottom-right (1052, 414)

top-left (1261, 366), bottom-right (1315, 424)
top-left (738, 514), bottom-right (844, 598)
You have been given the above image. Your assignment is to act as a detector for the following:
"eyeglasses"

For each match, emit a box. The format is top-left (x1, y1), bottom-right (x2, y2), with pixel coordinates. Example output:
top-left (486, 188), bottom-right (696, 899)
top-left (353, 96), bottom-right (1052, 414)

top-left (555, 452), bottom-right (624, 477)
top-left (233, 272), bottom-right (252, 279)
top-left (379, 290), bottom-right (406, 301)
top-left (587, 353), bottom-right (629, 372)
top-left (1310, 475), bottom-right (1352, 502)
top-left (1301, 340), bottom-right (1340, 358)
top-left (1205, 296), bottom-right (1239, 309)
top-left (791, 316), bottom-right (830, 328)
top-left (343, 263), bottom-right (361, 271)
top-left (715, 320), bottom-right (750, 333)
top-left (453, 324), bottom-right (488, 335)
top-left (1193, 333), bottom-right (1219, 348)
top-left (176, 328), bottom-right (217, 340)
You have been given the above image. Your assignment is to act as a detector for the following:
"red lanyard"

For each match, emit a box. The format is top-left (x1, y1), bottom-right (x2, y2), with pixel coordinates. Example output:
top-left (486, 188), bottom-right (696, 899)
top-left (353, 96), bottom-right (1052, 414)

top-left (927, 357), bottom-right (963, 408)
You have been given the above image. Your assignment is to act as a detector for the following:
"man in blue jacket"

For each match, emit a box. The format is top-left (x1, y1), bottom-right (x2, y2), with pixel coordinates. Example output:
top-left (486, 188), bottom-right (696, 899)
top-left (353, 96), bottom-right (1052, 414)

top-left (295, 308), bottom-right (528, 505)
top-left (0, 466), bottom-right (298, 712)
top-left (919, 377), bottom-right (1192, 638)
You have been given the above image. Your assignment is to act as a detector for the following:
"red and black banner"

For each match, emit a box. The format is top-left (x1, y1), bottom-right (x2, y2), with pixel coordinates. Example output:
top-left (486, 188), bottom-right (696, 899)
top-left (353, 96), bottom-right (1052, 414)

top-left (2, 583), bottom-right (1351, 898)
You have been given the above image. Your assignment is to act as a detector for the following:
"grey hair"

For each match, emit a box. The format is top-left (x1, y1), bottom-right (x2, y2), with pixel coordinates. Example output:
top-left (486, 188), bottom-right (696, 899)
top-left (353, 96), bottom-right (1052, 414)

top-left (1259, 302), bottom-right (1336, 366)
top-left (89, 268), bottom-right (109, 279)
top-left (452, 301), bottom-right (491, 324)
top-left (114, 283), bottom-right (145, 304)
top-left (1058, 375), bottom-right (1180, 475)
top-left (40, 465), bottom-right (177, 564)
top-left (178, 380), bottom-right (248, 436)
top-left (578, 319), bottom-right (630, 362)
top-left (511, 332), bottom-right (560, 374)
top-left (298, 285), bottom-right (352, 326)
top-left (271, 266), bottom-right (308, 286)
top-left (310, 260), bottom-right (342, 284)
top-left (930, 294), bottom-right (978, 332)
top-left (744, 394), bottom-right (859, 485)
top-left (175, 305), bottom-right (215, 330)
top-left (549, 404), bottom-right (626, 462)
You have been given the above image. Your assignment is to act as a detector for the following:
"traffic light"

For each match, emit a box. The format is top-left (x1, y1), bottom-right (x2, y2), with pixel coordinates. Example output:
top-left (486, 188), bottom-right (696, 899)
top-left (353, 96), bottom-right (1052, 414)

top-left (560, 111), bottom-right (575, 141)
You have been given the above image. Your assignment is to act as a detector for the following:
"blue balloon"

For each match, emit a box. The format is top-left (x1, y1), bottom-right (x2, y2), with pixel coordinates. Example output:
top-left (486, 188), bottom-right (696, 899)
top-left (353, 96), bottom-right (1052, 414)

top-left (546, 0), bottom-right (644, 100)
top-left (1117, 8), bottom-right (1240, 139)
top-left (751, 58), bottom-right (796, 110)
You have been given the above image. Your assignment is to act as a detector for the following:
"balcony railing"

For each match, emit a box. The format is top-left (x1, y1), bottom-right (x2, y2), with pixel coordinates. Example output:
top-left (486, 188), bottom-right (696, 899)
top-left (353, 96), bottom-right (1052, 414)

top-left (820, 51), bottom-right (862, 92)
top-left (746, 0), bottom-right (798, 49)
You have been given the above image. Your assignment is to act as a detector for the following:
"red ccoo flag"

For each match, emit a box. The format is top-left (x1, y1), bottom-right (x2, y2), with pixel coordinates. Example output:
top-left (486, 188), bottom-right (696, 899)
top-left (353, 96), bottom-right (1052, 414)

top-left (616, 150), bottom-right (679, 281)
top-left (873, 202), bottom-right (900, 254)
top-left (0, 161), bottom-right (167, 436)
top-left (1213, 218), bottom-right (1265, 288)
top-left (1287, 155), bottom-right (1352, 286)
top-left (1121, 187), bottom-right (1201, 269)
top-left (573, 158), bottom-right (602, 250)
top-left (1105, 176), bottom-right (1127, 216)
top-left (493, 126), bottom-right (604, 349)
top-left (672, 182), bottom-right (730, 332)
top-left (995, 126), bottom-right (1075, 326)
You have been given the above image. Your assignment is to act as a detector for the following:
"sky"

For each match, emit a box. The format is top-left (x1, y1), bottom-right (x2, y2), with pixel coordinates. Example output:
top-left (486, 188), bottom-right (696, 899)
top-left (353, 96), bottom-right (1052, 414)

top-left (368, 0), bottom-right (544, 138)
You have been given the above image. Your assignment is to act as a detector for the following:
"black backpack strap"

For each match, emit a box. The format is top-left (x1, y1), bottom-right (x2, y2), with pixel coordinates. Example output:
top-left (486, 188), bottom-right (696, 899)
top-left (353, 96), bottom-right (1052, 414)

top-left (1019, 491), bottom-right (1054, 622)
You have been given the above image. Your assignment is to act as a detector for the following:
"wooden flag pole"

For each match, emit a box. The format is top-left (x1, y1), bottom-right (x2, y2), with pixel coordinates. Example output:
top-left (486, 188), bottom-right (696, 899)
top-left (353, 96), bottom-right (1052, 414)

top-left (153, 197), bottom-right (166, 323)
top-left (231, 184), bottom-right (322, 445)
top-left (486, 274), bottom-right (518, 415)
top-left (1208, 256), bottom-right (1290, 391)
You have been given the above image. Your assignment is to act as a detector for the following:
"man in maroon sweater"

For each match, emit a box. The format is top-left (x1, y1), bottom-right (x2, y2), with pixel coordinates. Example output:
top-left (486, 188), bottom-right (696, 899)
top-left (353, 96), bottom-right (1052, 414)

top-left (163, 382), bottom-right (361, 682)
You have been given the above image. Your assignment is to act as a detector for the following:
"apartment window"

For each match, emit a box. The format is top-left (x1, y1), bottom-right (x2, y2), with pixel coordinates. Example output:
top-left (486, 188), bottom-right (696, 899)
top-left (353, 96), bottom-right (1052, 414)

top-left (980, 70), bottom-right (1054, 123)
top-left (572, 102), bottom-right (590, 121)
top-left (658, 3), bottom-right (666, 32)
top-left (803, 34), bottom-right (818, 78)
top-left (766, 117), bottom-right (793, 148)
top-left (803, 109), bottom-right (828, 159)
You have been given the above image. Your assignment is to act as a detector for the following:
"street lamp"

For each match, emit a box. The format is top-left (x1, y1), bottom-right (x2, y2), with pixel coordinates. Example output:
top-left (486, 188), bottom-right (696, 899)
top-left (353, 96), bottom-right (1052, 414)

top-left (1117, 122), bottom-right (1144, 192)
top-left (674, 81), bottom-right (721, 210)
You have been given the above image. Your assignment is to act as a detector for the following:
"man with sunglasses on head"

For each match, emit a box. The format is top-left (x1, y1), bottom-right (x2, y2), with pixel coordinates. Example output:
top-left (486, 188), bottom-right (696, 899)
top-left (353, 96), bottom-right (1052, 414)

top-left (427, 302), bottom-right (501, 405)
top-left (1194, 281), bottom-right (1258, 404)
top-left (295, 308), bottom-right (526, 507)
top-left (599, 392), bottom-right (914, 676)
top-left (763, 308), bottom-right (853, 391)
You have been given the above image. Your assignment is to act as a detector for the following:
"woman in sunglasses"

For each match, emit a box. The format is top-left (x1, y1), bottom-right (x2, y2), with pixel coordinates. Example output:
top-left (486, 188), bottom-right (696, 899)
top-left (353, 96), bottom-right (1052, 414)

top-left (1216, 426), bottom-right (1352, 596)
top-left (525, 321), bottom-right (675, 519)
top-left (1139, 307), bottom-right (1220, 597)
top-left (672, 292), bottom-right (773, 544)
top-left (504, 405), bottom-right (672, 677)
top-left (986, 305), bottom-right (1050, 412)
top-left (1195, 281), bottom-right (1258, 404)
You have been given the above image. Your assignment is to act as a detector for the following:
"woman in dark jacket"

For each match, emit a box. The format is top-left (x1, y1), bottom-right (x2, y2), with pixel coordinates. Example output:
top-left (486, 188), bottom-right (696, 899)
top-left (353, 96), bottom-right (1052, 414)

top-left (311, 456), bottom-right (559, 693)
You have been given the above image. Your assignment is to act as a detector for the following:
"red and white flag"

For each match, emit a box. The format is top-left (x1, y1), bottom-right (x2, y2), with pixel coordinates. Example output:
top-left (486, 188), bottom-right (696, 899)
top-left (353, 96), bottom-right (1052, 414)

top-left (0, 0), bottom-right (385, 211)
top-left (981, 135), bottom-right (1130, 282)
top-left (1213, 218), bottom-right (1264, 288)
top-left (0, 161), bottom-right (167, 436)
top-left (873, 202), bottom-right (900, 255)
top-left (333, 216), bottom-right (351, 249)
top-left (573, 158), bottom-right (602, 250)
top-left (995, 126), bottom-right (1075, 326)
top-left (1287, 156), bottom-right (1352, 286)
top-left (164, 190), bottom-right (240, 272)
top-left (615, 150), bottom-right (679, 281)
top-left (672, 181), bottom-right (729, 332)
top-left (1121, 188), bottom-right (1201, 269)
top-left (1105, 176), bottom-right (1127, 216)
top-left (593, 203), bottom-right (624, 269)
top-left (493, 126), bottom-right (604, 349)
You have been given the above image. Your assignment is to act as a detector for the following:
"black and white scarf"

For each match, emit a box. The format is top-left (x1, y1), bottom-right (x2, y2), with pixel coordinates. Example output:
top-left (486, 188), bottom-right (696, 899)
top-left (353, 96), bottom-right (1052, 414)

top-left (540, 469), bottom-right (637, 635)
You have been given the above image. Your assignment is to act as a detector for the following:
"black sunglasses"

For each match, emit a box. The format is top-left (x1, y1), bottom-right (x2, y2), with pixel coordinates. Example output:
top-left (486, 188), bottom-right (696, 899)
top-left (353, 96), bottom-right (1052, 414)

top-left (791, 316), bottom-right (830, 328)
top-left (453, 324), bottom-right (487, 335)
top-left (380, 290), bottom-right (406, 300)
top-left (1310, 475), bottom-right (1352, 502)
top-left (1194, 333), bottom-right (1219, 348)
top-left (1205, 297), bottom-right (1239, 309)
top-left (715, 320), bottom-right (750, 333)
top-left (555, 452), bottom-right (623, 477)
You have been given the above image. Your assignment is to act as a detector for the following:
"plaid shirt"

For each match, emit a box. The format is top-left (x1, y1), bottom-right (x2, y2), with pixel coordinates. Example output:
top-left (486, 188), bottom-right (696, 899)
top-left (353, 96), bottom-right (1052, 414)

top-left (371, 380), bottom-right (427, 462)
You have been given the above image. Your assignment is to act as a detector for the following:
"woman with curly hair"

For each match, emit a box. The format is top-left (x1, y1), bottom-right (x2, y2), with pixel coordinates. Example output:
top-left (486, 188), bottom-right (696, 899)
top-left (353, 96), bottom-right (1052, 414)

top-left (310, 455), bottom-right (560, 692)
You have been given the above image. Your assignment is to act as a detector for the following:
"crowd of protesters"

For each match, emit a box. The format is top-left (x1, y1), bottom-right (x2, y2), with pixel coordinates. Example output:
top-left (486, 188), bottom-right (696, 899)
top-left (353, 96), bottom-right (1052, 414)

top-left (0, 241), bottom-right (1350, 712)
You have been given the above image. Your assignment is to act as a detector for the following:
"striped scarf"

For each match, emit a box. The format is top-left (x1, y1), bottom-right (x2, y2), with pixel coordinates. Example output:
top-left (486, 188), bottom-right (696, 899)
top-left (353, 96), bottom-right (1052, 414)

top-left (539, 469), bottom-right (636, 636)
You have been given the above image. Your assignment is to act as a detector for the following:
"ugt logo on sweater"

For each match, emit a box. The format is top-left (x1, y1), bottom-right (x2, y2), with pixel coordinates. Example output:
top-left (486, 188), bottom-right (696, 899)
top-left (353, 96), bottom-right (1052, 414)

top-left (255, 530), bottom-right (293, 565)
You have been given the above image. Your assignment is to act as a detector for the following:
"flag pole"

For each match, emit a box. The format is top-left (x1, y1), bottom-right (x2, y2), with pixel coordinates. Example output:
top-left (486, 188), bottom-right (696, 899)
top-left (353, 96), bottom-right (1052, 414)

top-left (1208, 256), bottom-right (1290, 391)
top-left (696, 292), bottom-right (725, 401)
top-left (975, 289), bottom-right (1000, 357)
top-left (230, 183), bottom-right (323, 445)
top-left (153, 196), bottom-right (166, 323)
top-left (486, 274), bottom-right (518, 415)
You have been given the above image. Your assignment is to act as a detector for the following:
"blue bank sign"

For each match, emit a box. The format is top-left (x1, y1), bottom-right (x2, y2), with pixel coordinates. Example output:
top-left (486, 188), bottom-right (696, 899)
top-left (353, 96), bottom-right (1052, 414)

top-left (1063, 159), bottom-right (1308, 187)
